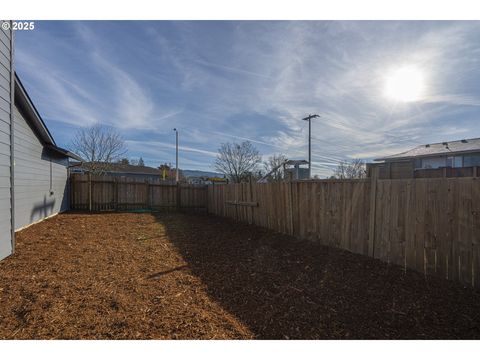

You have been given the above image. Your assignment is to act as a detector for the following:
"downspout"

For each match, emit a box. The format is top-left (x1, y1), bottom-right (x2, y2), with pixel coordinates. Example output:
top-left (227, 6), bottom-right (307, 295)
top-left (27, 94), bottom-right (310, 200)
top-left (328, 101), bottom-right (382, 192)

top-left (50, 156), bottom-right (53, 194)
top-left (9, 23), bottom-right (16, 252)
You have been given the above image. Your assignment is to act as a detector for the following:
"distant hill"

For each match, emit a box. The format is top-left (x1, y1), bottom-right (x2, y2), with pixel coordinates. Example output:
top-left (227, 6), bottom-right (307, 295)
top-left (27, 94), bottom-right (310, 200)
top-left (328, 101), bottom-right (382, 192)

top-left (182, 169), bottom-right (223, 178)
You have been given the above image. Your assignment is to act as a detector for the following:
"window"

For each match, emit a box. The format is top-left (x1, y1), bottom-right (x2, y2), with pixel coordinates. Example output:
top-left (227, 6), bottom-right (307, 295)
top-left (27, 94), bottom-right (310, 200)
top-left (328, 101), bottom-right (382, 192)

top-left (463, 153), bottom-right (480, 167)
top-left (446, 157), bottom-right (453, 168)
top-left (421, 157), bottom-right (446, 169)
top-left (454, 156), bottom-right (463, 168)
top-left (446, 156), bottom-right (462, 168)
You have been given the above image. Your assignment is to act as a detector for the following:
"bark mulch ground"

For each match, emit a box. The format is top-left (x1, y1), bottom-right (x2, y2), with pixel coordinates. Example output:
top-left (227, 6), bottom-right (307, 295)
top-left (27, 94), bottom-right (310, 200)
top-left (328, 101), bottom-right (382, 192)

top-left (0, 212), bottom-right (479, 339)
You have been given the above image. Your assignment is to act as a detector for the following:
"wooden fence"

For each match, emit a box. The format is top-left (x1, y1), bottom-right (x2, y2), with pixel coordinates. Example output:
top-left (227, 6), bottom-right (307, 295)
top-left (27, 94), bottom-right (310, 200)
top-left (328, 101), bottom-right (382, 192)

top-left (69, 173), bottom-right (480, 288)
top-left (70, 174), bottom-right (207, 212)
top-left (207, 176), bottom-right (480, 289)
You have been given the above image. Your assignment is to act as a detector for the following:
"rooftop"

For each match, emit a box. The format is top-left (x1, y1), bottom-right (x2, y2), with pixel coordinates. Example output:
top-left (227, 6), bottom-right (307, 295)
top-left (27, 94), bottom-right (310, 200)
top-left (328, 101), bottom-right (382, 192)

top-left (71, 162), bottom-right (162, 175)
top-left (375, 137), bottom-right (480, 161)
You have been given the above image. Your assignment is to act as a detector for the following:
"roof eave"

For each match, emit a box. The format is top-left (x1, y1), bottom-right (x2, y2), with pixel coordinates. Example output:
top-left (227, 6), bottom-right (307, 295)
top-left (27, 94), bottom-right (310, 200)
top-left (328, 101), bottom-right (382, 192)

top-left (46, 145), bottom-right (83, 161)
top-left (374, 157), bottom-right (413, 162)
top-left (376, 148), bottom-right (480, 162)
top-left (14, 73), bottom-right (56, 146)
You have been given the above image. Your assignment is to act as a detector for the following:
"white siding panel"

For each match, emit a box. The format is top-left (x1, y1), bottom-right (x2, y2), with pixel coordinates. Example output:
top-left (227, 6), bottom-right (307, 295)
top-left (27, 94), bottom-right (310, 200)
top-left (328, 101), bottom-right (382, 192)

top-left (0, 67), bottom-right (9, 92)
top-left (0, 30), bottom-right (10, 50)
top-left (0, 82), bottom-right (9, 103)
top-left (0, 95), bottom-right (10, 114)
top-left (0, 40), bottom-right (9, 61)
top-left (0, 129), bottom-right (9, 145)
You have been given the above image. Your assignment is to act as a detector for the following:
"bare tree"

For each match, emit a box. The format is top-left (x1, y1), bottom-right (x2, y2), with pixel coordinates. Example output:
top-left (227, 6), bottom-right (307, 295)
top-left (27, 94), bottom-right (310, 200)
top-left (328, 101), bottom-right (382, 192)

top-left (332, 158), bottom-right (367, 179)
top-left (138, 157), bottom-right (145, 167)
top-left (263, 153), bottom-right (288, 182)
top-left (71, 125), bottom-right (127, 174)
top-left (214, 141), bottom-right (262, 183)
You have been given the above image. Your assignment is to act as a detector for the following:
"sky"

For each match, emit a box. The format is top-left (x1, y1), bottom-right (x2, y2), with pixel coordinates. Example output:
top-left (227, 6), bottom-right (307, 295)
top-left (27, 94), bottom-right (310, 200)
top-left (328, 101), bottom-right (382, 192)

top-left (14, 20), bottom-right (480, 177)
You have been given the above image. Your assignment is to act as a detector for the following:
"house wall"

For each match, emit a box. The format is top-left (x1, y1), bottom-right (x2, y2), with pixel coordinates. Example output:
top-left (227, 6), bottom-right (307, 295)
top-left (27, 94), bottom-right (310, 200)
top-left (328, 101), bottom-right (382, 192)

top-left (370, 150), bottom-right (480, 180)
top-left (421, 156), bottom-right (447, 169)
top-left (0, 24), bottom-right (13, 260)
top-left (370, 161), bottom-right (414, 179)
top-left (462, 153), bottom-right (480, 167)
top-left (13, 104), bottom-right (69, 230)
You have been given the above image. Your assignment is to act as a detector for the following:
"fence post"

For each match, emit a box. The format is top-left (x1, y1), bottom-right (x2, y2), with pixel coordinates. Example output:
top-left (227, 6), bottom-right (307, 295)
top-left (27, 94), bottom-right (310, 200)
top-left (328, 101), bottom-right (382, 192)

top-left (368, 166), bottom-right (379, 257)
top-left (288, 172), bottom-right (294, 236)
top-left (249, 175), bottom-right (254, 225)
top-left (234, 183), bottom-right (239, 222)
top-left (69, 174), bottom-right (74, 210)
top-left (145, 180), bottom-right (150, 210)
top-left (204, 185), bottom-right (208, 212)
top-left (88, 173), bottom-right (92, 212)
top-left (211, 181), bottom-right (215, 214)
top-left (113, 178), bottom-right (118, 211)
top-left (176, 182), bottom-right (181, 211)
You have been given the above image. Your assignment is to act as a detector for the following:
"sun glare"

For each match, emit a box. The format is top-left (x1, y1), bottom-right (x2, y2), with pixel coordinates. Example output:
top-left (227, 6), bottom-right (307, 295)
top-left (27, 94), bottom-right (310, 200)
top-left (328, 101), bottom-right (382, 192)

top-left (384, 65), bottom-right (425, 102)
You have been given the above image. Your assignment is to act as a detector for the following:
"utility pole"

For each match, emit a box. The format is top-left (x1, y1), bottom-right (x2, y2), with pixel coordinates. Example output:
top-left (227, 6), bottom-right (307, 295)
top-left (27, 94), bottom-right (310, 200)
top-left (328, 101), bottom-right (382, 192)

top-left (173, 128), bottom-right (179, 182)
top-left (302, 114), bottom-right (320, 179)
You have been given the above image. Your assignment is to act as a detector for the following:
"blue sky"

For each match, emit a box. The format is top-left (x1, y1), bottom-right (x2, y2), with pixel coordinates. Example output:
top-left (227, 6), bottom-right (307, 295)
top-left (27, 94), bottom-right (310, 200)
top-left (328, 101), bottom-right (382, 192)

top-left (15, 21), bottom-right (480, 176)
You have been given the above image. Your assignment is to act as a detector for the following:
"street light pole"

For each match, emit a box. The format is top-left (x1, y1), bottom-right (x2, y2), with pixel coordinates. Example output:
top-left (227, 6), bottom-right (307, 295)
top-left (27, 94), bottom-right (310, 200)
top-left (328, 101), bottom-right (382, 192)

top-left (173, 128), bottom-right (179, 183)
top-left (302, 114), bottom-right (320, 179)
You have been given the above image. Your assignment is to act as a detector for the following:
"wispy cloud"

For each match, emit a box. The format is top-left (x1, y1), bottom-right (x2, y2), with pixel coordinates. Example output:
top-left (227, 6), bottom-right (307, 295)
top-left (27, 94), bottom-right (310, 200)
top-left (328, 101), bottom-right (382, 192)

top-left (14, 21), bottom-right (480, 177)
top-left (192, 59), bottom-right (271, 79)
top-left (90, 52), bottom-right (155, 129)
top-left (15, 49), bottom-right (99, 126)
top-left (126, 140), bottom-right (217, 157)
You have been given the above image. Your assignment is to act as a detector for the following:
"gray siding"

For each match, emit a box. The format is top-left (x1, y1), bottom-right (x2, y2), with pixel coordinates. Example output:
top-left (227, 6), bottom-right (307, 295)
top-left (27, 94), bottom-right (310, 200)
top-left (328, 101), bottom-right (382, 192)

top-left (0, 24), bottom-right (12, 260)
top-left (14, 105), bottom-right (69, 230)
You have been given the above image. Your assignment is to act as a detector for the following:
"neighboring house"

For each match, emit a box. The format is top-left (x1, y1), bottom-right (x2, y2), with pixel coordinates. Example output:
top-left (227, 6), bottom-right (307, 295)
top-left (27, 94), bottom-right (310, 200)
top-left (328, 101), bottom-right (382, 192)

top-left (185, 176), bottom-right (228, 185)
top-left (284, 160), bottom-right (310, 180)
top-left (186, 176), bottom-right (209, 185)
top-left (370, 138), bottom-right (480, 179)
top-left (183, 170), bottom-right (226, 185)
top-left (1, 24), bottom-right (80, 260)
top-left (258, 159), bottom-right (309, 183)
top-left (70, 162), bottom-right (170, 182)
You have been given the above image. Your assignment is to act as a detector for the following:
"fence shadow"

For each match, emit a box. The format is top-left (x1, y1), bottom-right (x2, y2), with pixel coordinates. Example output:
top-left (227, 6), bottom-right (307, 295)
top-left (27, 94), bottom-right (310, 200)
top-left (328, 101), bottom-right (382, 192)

top-left (157, 213), bottom-right (480, 340)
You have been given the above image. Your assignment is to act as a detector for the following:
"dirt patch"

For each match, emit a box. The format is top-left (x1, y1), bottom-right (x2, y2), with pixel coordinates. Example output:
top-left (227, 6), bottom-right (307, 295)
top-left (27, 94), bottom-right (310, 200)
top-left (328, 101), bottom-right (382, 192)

top-left (0, 212), bottom-right (479, 339)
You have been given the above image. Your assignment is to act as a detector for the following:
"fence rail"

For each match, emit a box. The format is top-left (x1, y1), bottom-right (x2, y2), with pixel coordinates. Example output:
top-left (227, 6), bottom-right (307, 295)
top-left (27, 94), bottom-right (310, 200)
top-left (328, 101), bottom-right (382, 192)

top-left (70, 174), bottom-right (207, 212)
top-left (207, 176), bottom-right (480, 289)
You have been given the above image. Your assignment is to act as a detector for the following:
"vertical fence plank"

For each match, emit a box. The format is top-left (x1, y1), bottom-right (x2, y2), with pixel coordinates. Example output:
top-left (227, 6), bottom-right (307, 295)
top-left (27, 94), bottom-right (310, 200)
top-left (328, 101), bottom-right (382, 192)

top-left (368, 168), bottom-right (378, 257)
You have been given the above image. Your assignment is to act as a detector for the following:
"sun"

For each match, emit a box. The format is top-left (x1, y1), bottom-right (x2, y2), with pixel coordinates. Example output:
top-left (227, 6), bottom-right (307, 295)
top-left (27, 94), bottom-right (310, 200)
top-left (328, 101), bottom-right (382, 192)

top-left (384, 65), bottom-right (425, 102)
